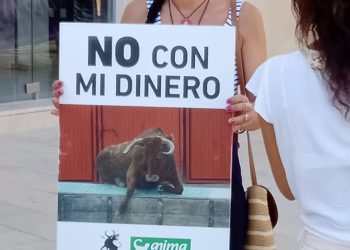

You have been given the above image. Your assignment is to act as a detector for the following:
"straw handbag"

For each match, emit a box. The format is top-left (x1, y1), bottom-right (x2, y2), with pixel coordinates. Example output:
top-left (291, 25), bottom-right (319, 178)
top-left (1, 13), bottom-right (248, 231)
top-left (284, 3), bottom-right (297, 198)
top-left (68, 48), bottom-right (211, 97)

top-left (234, 6), bottom-right (279, 248)
top-left (243, 133), bottom-right (278, 250)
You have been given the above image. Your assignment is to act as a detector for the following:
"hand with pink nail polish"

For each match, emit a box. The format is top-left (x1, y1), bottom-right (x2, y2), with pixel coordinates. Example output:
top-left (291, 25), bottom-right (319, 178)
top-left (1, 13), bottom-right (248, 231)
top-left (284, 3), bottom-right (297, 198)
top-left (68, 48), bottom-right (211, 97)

top-left (51, 80), bottom-right (64, 116)
top-left (226, 94), bottom-right (259, 133)
top-left (226, 98), bottom-right (233, 112)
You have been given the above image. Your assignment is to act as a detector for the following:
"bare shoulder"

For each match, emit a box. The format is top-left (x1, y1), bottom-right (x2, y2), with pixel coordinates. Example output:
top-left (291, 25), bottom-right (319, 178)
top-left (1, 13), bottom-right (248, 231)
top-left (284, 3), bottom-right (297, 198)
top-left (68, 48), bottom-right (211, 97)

top-left (240, 1), bottom-right (263, 23)
top-left (121, 0), bottom-right (148, 24)
top-left (238, 2), bottom-right (264, 38)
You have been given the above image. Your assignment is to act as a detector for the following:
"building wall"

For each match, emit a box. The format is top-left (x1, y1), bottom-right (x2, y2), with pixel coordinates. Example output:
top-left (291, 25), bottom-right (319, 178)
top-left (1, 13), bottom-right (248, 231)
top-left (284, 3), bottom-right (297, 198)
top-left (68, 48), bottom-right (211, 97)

top-left (0, 1), bottom-right (116, 104)
top-left (115, 0), bottom-right (299, 57)
top-left (248, 0), bottom-right (299, 57)
top-left (115, 0), bottom-right (130, 23)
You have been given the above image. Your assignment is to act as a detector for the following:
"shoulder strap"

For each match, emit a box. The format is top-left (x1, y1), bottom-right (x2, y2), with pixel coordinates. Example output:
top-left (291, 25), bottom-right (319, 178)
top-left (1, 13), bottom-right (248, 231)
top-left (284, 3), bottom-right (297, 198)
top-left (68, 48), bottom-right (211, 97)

top-left (145, 0), bottom-right (163, 24)
top-left (232, 0), bottom-right (245, 94)
top-left (231, 0), bottom-right (258, 186)
top-left (146, 0), bottom-right (153, 9)
top-left (235, 0), bottom-right (244, 19)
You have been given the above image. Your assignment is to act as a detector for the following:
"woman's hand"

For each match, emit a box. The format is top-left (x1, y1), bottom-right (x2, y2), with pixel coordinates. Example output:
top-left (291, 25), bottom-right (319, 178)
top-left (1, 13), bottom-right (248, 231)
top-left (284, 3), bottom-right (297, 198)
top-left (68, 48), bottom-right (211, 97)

top-left (226, 94), bottom-right (259, 133)
top-left (227, 2), bottom-right (266, 133)
top-left (51, 80), bottom-right (64, 116)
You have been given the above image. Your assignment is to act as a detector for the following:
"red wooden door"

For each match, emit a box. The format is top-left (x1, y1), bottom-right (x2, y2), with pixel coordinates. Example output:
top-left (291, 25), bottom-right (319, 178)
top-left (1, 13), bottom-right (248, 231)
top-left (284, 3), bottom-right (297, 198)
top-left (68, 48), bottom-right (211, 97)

top-left (99, 106), bottom-right (184, 180)
top-left (58, 106), bottom-right (232, 183)
top-left (59, 105), bottom-right (97, 181)
top-left (186, 109), bottom-right (232, 183)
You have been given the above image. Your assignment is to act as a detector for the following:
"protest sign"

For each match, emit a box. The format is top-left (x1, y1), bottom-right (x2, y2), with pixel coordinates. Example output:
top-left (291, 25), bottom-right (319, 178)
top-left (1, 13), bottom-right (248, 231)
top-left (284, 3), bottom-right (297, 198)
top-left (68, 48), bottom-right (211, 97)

top-left (57, 23), bottom-right (235, 250)
top-left (59, 23), bottom-right (235, 109)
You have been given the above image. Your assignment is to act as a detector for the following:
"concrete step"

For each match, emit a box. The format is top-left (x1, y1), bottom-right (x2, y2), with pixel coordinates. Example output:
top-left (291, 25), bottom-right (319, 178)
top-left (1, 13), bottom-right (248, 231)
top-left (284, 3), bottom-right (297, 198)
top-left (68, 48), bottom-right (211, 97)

top-left (58, 182), bottom-right (230, 228)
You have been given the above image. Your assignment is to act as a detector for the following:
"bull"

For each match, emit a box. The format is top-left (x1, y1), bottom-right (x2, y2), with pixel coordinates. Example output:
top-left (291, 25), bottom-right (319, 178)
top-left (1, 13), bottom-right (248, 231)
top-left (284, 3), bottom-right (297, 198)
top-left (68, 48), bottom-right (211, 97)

top-left (96, 128), bottom-right (184, 214)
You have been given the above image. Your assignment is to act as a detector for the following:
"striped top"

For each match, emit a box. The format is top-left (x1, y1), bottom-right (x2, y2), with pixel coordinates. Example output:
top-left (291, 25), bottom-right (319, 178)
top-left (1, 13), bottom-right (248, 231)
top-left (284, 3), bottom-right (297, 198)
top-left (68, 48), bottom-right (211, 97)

top-left (146, 0), bottom-right (245, 95)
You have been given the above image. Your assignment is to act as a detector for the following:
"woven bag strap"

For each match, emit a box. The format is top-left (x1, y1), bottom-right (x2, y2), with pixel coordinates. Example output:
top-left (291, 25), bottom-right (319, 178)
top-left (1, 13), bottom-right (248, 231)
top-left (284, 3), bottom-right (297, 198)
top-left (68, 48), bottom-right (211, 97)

top-left (232, 1), bottom-right (258, 186)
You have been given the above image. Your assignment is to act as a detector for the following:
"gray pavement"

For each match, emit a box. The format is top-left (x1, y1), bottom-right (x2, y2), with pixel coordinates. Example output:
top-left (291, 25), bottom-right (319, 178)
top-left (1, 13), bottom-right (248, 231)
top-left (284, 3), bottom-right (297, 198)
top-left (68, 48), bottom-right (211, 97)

top-left (0, 99), bottom-right (302, 250)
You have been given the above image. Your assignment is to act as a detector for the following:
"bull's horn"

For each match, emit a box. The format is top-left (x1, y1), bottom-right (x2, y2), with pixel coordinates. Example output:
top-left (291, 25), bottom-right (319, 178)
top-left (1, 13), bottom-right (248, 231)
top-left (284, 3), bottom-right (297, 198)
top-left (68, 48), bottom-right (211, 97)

top-left (161, 137), bottom-right (175, 155)
top-left (123, 138), bottom-right (143, 154)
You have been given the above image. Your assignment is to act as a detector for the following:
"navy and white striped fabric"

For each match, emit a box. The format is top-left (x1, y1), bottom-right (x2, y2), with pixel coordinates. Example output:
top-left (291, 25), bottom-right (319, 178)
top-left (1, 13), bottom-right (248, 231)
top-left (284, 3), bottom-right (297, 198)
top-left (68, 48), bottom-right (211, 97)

top-left (146, 0), bottom-right (245, 95)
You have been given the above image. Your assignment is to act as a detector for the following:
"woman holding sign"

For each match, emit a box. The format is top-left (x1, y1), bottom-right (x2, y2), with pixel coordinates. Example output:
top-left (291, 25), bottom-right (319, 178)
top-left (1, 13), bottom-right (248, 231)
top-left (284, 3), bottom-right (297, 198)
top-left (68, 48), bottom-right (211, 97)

top-left (52, 0), bottom-right (266, 248)
top-left (123, 1), bottom-right (266, 249)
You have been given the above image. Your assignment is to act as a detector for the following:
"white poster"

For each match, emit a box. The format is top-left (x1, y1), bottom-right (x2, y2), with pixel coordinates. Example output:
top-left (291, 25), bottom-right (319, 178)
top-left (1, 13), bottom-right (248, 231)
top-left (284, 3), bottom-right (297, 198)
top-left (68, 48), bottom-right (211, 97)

top-left (58, 23), bottom-right (235, 250)
top-left (57, 221), bottom-right (229, 250)
top-left (59, 23), bottom-right (235, 109)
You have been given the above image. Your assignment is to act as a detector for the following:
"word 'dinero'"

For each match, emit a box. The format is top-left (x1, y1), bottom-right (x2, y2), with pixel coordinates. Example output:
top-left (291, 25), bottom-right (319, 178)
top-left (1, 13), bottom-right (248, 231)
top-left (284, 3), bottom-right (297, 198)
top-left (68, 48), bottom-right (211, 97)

top-left (76, 36), bottom-right (221, 100)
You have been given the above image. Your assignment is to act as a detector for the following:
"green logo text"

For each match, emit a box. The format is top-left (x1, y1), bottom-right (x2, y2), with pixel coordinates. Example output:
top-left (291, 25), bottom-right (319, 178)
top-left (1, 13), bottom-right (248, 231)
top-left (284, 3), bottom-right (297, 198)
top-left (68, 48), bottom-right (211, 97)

top-left (131, 237), bottom-right (191, 250)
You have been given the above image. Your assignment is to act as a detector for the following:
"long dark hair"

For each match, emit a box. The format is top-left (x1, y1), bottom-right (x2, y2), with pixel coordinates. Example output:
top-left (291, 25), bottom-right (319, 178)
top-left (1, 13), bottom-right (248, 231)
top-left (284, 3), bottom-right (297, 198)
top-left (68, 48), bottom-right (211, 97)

top-left (146, 0), bottom-right (165, 23)
top-left (292, 0), bottom-right (350, 118)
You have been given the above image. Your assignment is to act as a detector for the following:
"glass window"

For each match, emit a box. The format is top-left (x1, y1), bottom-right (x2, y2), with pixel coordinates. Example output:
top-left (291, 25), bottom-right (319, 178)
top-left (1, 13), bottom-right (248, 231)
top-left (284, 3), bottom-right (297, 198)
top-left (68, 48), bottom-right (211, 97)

top-left (0, 0), bottom-right (116, 103)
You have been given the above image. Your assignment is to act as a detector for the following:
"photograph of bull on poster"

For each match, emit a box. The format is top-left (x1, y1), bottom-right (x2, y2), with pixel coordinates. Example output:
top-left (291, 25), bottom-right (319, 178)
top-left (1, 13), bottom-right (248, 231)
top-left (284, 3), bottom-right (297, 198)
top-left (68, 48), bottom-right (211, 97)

top-left (59, 23), bottom-right (235, 109)
top-left (58, 23), bottom-right (235, 250)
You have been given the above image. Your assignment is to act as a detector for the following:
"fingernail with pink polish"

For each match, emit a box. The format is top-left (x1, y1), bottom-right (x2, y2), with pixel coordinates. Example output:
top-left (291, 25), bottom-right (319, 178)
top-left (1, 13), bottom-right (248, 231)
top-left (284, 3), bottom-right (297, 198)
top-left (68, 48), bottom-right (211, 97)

top-left (228, 118), bottom-right (235, 124)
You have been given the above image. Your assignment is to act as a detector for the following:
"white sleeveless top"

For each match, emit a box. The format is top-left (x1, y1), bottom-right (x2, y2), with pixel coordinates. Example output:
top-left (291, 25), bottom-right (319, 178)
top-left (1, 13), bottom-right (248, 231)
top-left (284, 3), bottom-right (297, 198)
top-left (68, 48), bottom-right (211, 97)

top-left (146, 0), bottom-right (245, 95)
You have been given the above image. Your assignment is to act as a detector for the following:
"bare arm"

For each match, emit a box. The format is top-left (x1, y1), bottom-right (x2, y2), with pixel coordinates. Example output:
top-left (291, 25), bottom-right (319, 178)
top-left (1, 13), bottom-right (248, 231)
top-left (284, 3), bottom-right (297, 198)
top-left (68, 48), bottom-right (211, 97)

top-left (259, 115), bottom-right (295, 200)
top-left (227, 2), bottom-right (267, 132)
top-left (239, 3), bottom-right (267, 84)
